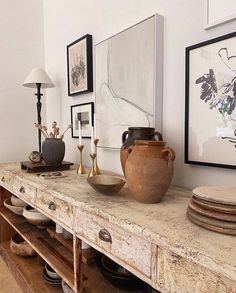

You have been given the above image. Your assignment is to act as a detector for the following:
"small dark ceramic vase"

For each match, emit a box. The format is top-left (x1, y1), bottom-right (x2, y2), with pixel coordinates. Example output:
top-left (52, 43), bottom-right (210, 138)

top-left (42, 138), bottom-right (65, 166)
top-left (120, 127), bottom-right (162, 175)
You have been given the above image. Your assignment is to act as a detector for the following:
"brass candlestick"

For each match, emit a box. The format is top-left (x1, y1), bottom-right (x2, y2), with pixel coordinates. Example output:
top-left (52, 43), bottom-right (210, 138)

top-left (94, 138), bottom-right (101, 175)
top-left (88, 153), bottom-right (97, 177)
top-left (77, 145), bottom-right (86, 175)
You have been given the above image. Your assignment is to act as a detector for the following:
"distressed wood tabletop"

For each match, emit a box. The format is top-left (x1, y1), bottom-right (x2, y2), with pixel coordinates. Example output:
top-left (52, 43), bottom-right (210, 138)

top-left (1, 162), bottom-right (235, 282)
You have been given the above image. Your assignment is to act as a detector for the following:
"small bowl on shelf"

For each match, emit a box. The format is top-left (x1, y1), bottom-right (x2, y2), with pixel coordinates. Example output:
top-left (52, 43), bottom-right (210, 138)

top-left (87, 175), bottom-right (126, 195)
top-left (10, 233), bottom-right (36, 257)
top-left (45, 263), bottom-right (60, 280)
top-left (11, 195), bottom-right (26, 207)
top-left (42, 267), bottom-right (62, 285)
top-left (23, 205), bottom-right (53, 229)
top-left (4, 198), bottom-right (24, 215)
top-left (101, 255), bottom-right (133, 278)
top-left (98, 255), bottom-right (147, 290)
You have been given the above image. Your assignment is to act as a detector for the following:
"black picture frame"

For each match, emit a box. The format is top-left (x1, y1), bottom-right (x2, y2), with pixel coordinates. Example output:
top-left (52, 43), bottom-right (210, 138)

top-left (71, 102), bottom-right (94, 138)
top-left (185, 31), bottom-right (236, 170)
top-left (67, 34), bottom-right (93, 96)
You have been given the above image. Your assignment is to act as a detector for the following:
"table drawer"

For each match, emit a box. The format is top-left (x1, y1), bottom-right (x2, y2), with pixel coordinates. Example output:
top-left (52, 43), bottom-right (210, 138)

top-left (36, 190), bottom-right (73, 229)
top-left (0, 169), bottom-right (13, 190)
top-left (75, 207), bottom-right (152, 278)
top-left (12, 177), bottom-right (36, 204)
top-left (157, 249), bottom-right (236, 293)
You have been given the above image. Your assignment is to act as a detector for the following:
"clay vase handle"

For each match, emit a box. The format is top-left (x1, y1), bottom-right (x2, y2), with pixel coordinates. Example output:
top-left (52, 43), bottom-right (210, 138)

top-left (122, 131), bottom-right (129, 143)
top-left (161, 147), bottom-right (176, 168)
top-left (122, 145), bottom-right (133, 177)
top-left (151, 131), bottom-right (163, 141)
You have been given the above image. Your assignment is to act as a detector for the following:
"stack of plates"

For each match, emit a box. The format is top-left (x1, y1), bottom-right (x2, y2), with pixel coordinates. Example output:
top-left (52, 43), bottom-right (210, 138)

top-left (187, 186), bottom-right (236, 236)
top-left (42, 264), bottom-right (62, 285)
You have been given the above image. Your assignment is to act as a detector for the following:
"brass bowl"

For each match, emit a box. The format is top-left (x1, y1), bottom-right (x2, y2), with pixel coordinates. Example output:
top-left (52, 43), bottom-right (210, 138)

top-left (87, 175), bottom-right (125, 195)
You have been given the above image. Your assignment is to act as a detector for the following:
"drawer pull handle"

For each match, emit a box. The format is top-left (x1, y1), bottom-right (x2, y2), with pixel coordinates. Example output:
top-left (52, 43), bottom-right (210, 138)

top-left (1, 176), bottom-right (5, 183)
top-left (48, 201), bottom-right (56, 211)
top-left (99, 229), bottom-right (112, 243)
top-left (19, 186), bottom-right (25, 193)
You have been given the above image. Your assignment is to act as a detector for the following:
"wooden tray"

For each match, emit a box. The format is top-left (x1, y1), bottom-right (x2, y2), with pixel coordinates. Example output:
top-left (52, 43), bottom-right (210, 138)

top-left (189, 199), bottom-right (236, 222)
top-left (187, 209), bottom-right (236, 236)
top-left (192, 196), bottom-right (236, 214)
top-left (20, 161), bottom-right (74, 173)
top-left (192, 186), bottom-right (236, 206)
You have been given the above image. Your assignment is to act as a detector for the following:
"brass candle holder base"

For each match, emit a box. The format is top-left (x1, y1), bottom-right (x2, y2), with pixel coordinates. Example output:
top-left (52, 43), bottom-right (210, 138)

top-left (77, 145), bottom-right (86, 175)
top-left (88, 153), bottom-right (97, 177)
top-left (94, 138), bottom-right (101, 175)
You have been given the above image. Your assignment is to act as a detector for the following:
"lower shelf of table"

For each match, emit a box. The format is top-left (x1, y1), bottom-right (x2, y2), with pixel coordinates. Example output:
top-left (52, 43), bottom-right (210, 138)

top-left (0, 207), bottom-right (74, 289)
top-left (0, 208), bottom-right (152, 293)
top-left (0, 241), bottom-right (151, 293)
top-left (83, 263), bottom-right (150, 293)
top-left (0, 241), bottom-right (63, 293)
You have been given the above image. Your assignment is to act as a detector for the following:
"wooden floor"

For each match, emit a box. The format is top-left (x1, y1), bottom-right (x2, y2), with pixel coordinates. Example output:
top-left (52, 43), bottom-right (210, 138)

top-left (0, 256), bottom-right (22, 293)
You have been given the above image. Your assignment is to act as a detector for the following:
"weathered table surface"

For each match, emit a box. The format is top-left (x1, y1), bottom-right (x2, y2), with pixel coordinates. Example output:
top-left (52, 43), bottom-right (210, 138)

top-left (0, 162), bottom-right (235, 292)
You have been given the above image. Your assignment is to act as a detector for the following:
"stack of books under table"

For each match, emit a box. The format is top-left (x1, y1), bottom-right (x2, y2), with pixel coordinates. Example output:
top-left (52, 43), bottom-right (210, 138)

top-left (187, 186), bottom-right (236, 236)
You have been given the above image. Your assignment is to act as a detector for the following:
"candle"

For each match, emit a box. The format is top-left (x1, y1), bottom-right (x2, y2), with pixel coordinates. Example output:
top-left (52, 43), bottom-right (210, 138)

top-left (78, 121), bottom-right (82, 145)
top-left (91, 126), bottom-right (94, 153)
top-left (94, 113), bottom-right (97, 139)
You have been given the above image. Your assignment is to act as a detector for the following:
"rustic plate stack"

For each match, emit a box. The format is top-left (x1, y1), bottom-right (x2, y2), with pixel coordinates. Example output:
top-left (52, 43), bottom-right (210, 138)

top-left (187, 186), bottom-right (236, 236)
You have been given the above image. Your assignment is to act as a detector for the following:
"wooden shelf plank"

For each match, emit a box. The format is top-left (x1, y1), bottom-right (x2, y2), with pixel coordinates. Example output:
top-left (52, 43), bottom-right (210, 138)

top-left (47, 227), bottom-right (96, 265)
top-left (47, 227), bottom-right (73, 253)
top-left (0, 241), bottom-right (63, 293)
top-left (83, 263), bottom-right (151, 293)
top-left (0, 208), bottom-right (74, 289)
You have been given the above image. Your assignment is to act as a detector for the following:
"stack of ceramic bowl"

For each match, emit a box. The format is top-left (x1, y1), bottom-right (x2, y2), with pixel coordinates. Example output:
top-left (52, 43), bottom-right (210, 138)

top-left (43, 263), bottom-right (62, 285)
top-left (187, 186), bottom-right (236, 236)
top-left (98, 255), bottom-right (147, 290)
top-left (4, 196), bottom-right (26, 215)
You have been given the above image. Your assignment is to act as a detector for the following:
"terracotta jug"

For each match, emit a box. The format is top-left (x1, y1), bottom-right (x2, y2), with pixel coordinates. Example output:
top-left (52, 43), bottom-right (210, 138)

top-left (120, 127), bottom-right (162, 175)
top-left (125, 140), bottom-right (175, 203)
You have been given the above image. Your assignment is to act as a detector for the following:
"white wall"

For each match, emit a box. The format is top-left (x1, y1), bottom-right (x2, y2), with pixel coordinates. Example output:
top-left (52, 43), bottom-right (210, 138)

top-left (43, 0), bottom-right (236, 189)
top-left (0, 0), bottom-right (45, 163)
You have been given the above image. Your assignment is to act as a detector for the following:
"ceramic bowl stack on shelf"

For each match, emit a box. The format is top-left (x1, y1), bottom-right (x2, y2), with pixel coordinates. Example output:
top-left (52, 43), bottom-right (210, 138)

top-left (43, 263), bottom-right (62, 285)
top-left (98, 255), bottom-right (147, 290)
top-left (187, 186), bottom-right (236, 236)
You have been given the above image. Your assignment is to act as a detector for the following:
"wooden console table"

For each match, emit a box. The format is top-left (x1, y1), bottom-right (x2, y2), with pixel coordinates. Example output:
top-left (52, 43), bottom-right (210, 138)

top-left (0, 162), bottom-right (235, 293)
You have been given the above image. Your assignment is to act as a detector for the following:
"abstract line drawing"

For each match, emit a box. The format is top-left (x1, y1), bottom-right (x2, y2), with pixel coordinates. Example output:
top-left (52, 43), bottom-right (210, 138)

top-left (95, 15), bottom-right (163, 149)
top-left (195, 48), bottom-right (236, 143)
top-left (185, 32), bottom-right (236, 169)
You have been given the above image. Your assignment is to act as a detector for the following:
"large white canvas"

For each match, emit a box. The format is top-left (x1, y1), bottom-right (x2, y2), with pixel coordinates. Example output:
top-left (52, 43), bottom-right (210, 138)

top-left (95, 15), bottom-right (163, 149)
top-left (205, 0), bottom-right (236, 29)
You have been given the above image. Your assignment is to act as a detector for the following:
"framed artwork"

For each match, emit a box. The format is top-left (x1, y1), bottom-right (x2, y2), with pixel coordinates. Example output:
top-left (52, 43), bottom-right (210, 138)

top-left (67, 34), bottom-right (93, 96)
top-left (185, 31), bottom-right (236, 169)
top-left (71, 102), bottom-right (94, 138)
top-left (204, 0), bottom-right (236, 29)
top-left (95, 14), bottom-right (163, 149)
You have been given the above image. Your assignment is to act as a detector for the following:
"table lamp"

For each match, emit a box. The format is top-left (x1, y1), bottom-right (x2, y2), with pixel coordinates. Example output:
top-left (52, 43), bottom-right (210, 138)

top-left (22, 68), bottom-right (54, 154)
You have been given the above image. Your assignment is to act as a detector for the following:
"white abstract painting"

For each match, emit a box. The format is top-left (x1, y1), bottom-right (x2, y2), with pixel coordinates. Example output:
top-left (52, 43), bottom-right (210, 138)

top-left (95, 15), bottom-right (163, 149)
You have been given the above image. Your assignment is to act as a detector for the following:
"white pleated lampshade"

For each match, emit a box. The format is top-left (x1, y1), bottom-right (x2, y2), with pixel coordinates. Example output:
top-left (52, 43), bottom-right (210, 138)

top-left (22, 68), bottom-right (54, 88)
